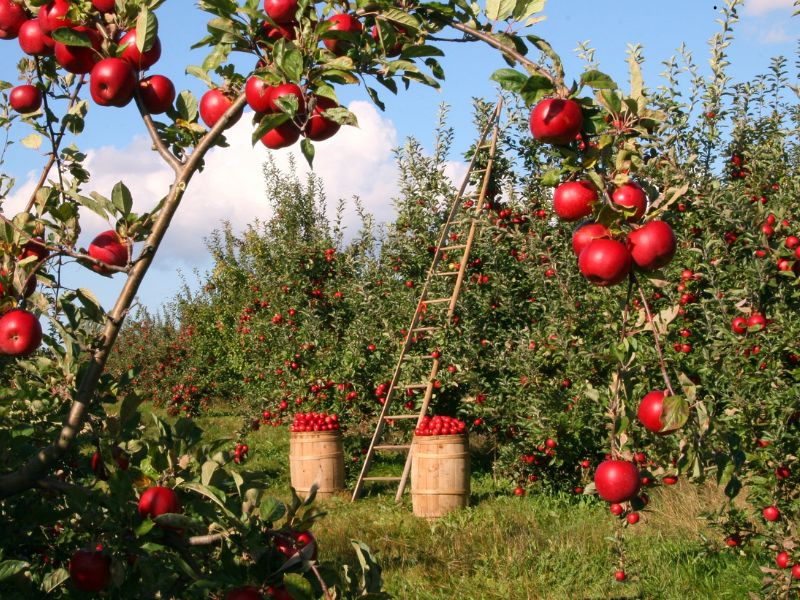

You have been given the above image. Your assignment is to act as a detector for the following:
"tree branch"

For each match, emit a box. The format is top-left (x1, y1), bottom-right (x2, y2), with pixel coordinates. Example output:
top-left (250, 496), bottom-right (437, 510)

top-left (0, 93), bottom-right (249, 499)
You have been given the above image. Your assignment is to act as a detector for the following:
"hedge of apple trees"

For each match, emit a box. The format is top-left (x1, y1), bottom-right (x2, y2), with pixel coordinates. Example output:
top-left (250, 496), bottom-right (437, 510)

top-left (0, 0), bottom-right (798, 595)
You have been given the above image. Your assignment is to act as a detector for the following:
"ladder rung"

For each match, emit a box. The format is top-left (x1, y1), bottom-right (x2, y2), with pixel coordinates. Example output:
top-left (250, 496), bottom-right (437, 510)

top-left (363, 476), bottom-right (402, 482)
top-left (404, 383), bottom-right (430, 389)
top-left (412, 326), bottom-right (439, 332)
top-left (433, 271), bottom-right (459, 277)
top-left (402, 355), bottom-right (435, 361)
top-left (442, 244), bottom-right (467, 251)
top-left (424, 297), bottom-right (452, 304)
top-left (385, 414), bottom-right (421, 419)
top-left (374, 444), bottom-right (411, 451)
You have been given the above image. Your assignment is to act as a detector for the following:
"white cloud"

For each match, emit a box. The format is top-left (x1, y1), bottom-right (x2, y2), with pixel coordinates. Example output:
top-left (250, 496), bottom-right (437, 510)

top-left (757, 23), bottom-right (793, 43)
top-left (6, 101), bottom-right (402, 273)
top-left (744, 0), bottom-right (794, 15)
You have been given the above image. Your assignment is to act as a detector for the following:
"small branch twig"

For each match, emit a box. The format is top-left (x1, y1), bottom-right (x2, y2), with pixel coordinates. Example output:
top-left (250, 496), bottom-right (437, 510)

top-left (133, 90), bottom-right (183, 174)
top-left (635, 278), bottom-right (675, 396)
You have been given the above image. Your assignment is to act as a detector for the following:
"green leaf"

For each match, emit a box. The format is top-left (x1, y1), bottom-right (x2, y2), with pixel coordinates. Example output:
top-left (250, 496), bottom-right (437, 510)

top-left (512, 0), bottom-right (545, 21)
top-left (251, 113), bottom-right (290, 146)
top-left (176, 91), bottom-right (199, 122)
top-left (76, 288), bottom-right (104, 320)
top-left (259, 497), bottom-right (287, 523)
top-left (50, 28), bottom-right (92, 47)
top-left (201, 460), bottom-right (218, 487)
top-left (519, 74), bottom-right (555, 105)
top-left (136, 8), bottom-right (158, 54)
top-left (0, 560), bottom-right (28, 582)
top-left (300, 138), bottom-right (315, 167)
top-left (539, 168), bottom-right (561, 187)
top-left (399, 45), bottom-right (444, 59)
top-left (661, 395), bottom-right (689, 432)
top-left (377, 8), bottom-right (420, 30)
top-left (581, 69), bottom-right (617, 90)
top-left (490, 68), bottom-right (527, 93)
top-left (485, 0), bottom-right (516, 21)
top-left (42, 568), bottom-right (69, 593)
top-left (111, 181), bottom-right (133, 216)
top-left (283, 574), bottom-right (315, 600)
top-left (181, 482), bottom-right (238, 521)
top-left (526, 35), bottom-right (564, 82)
top-left (278, 47), bottom-right (304, 83)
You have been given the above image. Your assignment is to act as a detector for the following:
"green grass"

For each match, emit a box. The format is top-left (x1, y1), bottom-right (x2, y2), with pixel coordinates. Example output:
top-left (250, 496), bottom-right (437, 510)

top-left (183, 412), bottom-right (764, 599)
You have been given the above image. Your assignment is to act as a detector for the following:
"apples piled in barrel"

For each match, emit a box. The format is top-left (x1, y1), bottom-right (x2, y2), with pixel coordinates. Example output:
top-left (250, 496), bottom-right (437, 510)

top-left (290, 411), bottom-right (340, 432)
top-left (530, 97), bottom-right (678, 286)
top-left (415, 415), bottom-right (466, 436)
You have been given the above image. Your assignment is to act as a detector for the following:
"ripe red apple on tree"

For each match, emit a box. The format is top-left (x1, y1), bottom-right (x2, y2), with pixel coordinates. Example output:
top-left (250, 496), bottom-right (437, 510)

top-left (731, 316), bottom-right (747, 334)
top-left (261, 121), bottom-right (301, 149)
top-left (0, 0), bottom-right (26, 40)
top-left (267, 82), bottom-right (306, 115)
top-left (776, 551), bottom-right (790, 569)
top-left (594, 459), bottom-right (641, 503)
top-left (762, 505), bottom-right (780, 522)
top-left (138, 486), bottom-right (181, 519)
top-left (225, 586), bottom-right (264, 600)
top-left (9, 84), bottom-right (42, 113)
top-left (529, 97), bottom-right (583, 145)
top-left (626, 220), bottom-right (676, 270)
top-left (553, 180), bottom-right (597, 222)
top-left (90, 58), bottom-right (136, 107)
top-left (792, 564), bottom-right (800, 580)
top-left (578, 238), bottom-right (632, 286)
top-left (261, 20), bottom-right (296, 40)
top-left (267, 586), bottom-right (293, 600)
top-left (0, 308), bottom-right (43, 356)
top-left (37, 0), bottom-right (72, 35)
top-left (119, 29), bottom-right (162, 70)
top-left (747, 313), bottom-right (766, 332)
top-left (572, 222), bottom-right (610, 256)
top-left (371, 23), bottom-right (406, 56)
top-left (92, 0), bottom-right (116, 13)
top-left (69, 549), bottom-right (111, 593)
top-left (88, 229), bottom-right (130, 274)
top-left (264, 0), bottom-right (297, 24)
top-left (200, 88), bottom-right (242, 129)
top-left (637, 390), bottom-right (682, 434)
top-left (138, 74), bottom-right (176, 114)
top-left (322, 13), bottom-right (363, 55)
top-left (245, 76), bottom-right (274, 113)
top-left (18, 19), bottom-right (55, 56)
top-left (304, 96), bottom-right (341, 141)
top-left (54, 26), bottom-right (102, 74)
top-left (612, 181), bottom-right (647, 221)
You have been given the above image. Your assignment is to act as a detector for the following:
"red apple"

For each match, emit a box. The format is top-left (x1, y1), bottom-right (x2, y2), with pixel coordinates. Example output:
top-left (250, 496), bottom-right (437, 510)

top-left (245, 77), bottom-right (274, 113)
top-left (88, 229), bottom-right (129, 274)
top-left (529, 98), bottom-right (583, 145)
top-left (118, 29), bottom-right (162, 70)
top-left (0, 0), bottom-right (26, 40)
top-left (612, 182), bottom-right (647, 221)
top-left (762, 505), bottom-right (780, 522)
top-left (90, 451), bottom-right (108, 480)
top-left (54, 26), bottom-right (102, 74)
top-left (747, 313), bottom-right (766, 332)
top-left (791, 564), bottom-right (800, 579)
top-left (260, 121), bottom-right (300, 149)
top-left (637, 390), bottom-right (681, 434)
top-left (304, 96), bottom-right (341, 141)
top-left (614, 570), bottom-right (626, 582)
top-left (268, 82), bottom-right (305, 115)
top-left (225, 587), bottom-right (264, 600)
top-left (594, 460), bottom-right (641, 503)
top-left (323, 13), bottom-right (362, 55)
top-left (731, 316), bottom-right (747, 334)
top-left (90, 58), bottom-right (136, 107)
top-left (776, 551), bottom-right (790, 569)
top-left (578, 238), bottom-right (632, 286)
top-left (626, 220), bottom-right (676, 270)
top-left (264, 0), bottom-right (297, 24)
top-left (69, 549), bottom-right (111, 593)
top-left (261, 20), bottom-right (296, 40)
top-left (0, 308), bottom-right (42, 356)
top-left (92, 0), bottom-right (116, 13)
top-left (37, 0), bottom-right (71, 34)
top-left (553, 180), bottom-right (597, 222)
top-left (200, 88), bottom-right (241, 129)
top-left (9, 84), bottom-right (42, 113)
top-left (18, 19), bottom-right (54, 56)
top-left (267, 586), bottom-right (293, 600)
top-left (572, 222), bottom-right (610, 257)
top-left (371, 23), bottom-right (405, 56)
top-left (138, 486), bottom-right (181, 519)
top-left (138, 74), bottom-right (175, 114)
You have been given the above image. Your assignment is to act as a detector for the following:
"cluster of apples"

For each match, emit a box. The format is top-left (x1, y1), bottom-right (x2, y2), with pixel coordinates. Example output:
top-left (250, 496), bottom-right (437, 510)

top-left (414, 415), bottom-right (466, 436)
top-left (0, 238), bottom-right (48, 356)
top-left (290, 411), bottom-right (340, 432)
top-left (0, 0), bottom-right (176, 114)
top-left (529, 97), bottom-right (678, 286)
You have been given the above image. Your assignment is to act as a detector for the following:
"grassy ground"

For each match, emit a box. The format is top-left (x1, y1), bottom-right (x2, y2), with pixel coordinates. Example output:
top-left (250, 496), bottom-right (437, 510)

top-left (176, 411), bottom-right (764, 599)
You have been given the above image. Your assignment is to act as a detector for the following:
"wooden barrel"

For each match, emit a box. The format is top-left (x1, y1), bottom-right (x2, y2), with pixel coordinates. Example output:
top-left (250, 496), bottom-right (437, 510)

top-left (411, 434), bottom-right (470, 518)
top-left (289, 431), bottom-right (345, 499)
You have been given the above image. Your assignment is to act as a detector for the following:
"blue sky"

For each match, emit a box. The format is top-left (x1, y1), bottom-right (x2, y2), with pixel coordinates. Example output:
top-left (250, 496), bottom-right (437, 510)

top-left (1, 0), bottom-right (797, 313)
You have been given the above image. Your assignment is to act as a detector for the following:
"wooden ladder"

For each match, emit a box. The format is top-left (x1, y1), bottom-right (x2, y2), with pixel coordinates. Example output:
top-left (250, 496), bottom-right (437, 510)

top-left (351, 100), bottom-right (503, 502)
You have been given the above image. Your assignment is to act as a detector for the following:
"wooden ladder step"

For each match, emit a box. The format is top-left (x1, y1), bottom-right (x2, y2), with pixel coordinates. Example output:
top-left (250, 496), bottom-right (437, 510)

top-left (402, 355), bottom-right (435, 361)
top-left (385, 414), bottom-right (421, 419)
top-left (411, 326), bottom-right (439, 333)
top-left (374, 444), bottom-right (412, 451)
top-left (404, 383), bottom-right (430, 390)
top-left (423, 297), bottom-right (452, 304)
top-left (363, 476), bottom-right (402, 482)
top-left (433, 271), bottom-right (460, 277)
top-left (441, 244), bottom-right (467, 251)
